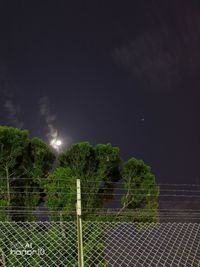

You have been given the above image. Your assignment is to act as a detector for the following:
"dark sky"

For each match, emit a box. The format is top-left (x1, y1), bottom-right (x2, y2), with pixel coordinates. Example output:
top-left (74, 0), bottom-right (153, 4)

top-left (0, 0), bottom-right (200, 184)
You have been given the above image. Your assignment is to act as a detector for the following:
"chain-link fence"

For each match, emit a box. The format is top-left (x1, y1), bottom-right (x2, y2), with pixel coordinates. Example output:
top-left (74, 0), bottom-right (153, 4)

top-left (0, 180), bottom-right (200, 266)
top-left (0, 221), bottom-right (200, 267)
top-left (0, 221), bottom-right (78, 267)
top-left (82, 222), bottom-right (200, 267)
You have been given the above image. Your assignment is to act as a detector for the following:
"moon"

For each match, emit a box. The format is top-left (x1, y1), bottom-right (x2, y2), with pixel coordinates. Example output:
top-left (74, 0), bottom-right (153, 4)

top-left (50, 138), bottom-right (63, 151)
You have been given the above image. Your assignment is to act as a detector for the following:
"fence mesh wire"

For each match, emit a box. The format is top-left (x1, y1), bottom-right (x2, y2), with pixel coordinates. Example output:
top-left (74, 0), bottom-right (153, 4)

top-left (0, 221), bottom-right (199, 267)
top-left (0, 221), bottom-right (78, 267)
top-left (82, 222), bottom-right (200, 267)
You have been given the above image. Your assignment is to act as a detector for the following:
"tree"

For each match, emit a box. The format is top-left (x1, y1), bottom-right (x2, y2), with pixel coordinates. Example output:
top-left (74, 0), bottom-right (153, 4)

top-left (0, 127), bottom-right (160, 223)
top-left (0, 126), bottom-right (29, 221)
top-left (47, 143), bottom-right (160, 223)
top-left (43, 167), bottom-right (76, 221)
top-left (0, 126), bottom-right (55, 221)
top-left (47, 142), bottom-right (121, 220)
top-left (119, 157), bottom-right (160, 222)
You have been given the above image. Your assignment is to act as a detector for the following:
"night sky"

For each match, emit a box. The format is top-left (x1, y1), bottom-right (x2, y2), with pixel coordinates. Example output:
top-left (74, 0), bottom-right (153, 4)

top-left (0, 0), bottom-right (200, 184)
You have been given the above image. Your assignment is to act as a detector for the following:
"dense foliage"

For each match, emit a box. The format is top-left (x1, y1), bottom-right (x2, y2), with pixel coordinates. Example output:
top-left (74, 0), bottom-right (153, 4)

top-left (0, 126), bottom-right (159, 223)
top-left (46, 142), bottom-right (159, 222)
top-left (0, 126), bottom-right (55, 221)
top-left (46, 142), bottom-right (121, 220)
top-left (120, 157), bottom-right (160, 222)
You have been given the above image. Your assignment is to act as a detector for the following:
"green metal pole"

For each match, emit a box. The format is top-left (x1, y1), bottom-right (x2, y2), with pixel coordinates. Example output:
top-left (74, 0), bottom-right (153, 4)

top-left (77, 179), bottom-right (84, 267)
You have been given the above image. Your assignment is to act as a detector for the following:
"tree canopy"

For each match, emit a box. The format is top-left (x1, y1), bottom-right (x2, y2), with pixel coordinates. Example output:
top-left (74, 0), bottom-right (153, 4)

top-left (0, 126), bottom-right (55, 221)
top-left (0, 126), bottom-right (160, 222)
top-left (46, 142), bottom-right (159, 222)
top-left (45, 142), bottom-right (121, 220)
top-left (119, 157), bottom-right (160, 222)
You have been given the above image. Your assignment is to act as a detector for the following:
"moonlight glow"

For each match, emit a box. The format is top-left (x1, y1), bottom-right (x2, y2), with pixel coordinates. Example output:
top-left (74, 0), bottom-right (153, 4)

top-left (50, 138), bottom-right (63, 151)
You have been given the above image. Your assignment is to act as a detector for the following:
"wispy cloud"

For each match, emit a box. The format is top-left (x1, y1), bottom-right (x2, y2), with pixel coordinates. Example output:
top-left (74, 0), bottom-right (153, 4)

top-left (39, 96), bottom-right (58, 140)
top-left (114, 32), bottom-right (180, 92)
top-left (0, 77), bottom-right (24, 128)
top-left (114, 1), bottom-right (200, 92)
top-left (4, 99), bottom-right (24, 128)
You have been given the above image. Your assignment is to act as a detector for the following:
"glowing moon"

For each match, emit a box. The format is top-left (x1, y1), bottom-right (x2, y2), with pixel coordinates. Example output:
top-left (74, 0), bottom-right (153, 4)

top-left (50, 138), bottom-right (63, 150)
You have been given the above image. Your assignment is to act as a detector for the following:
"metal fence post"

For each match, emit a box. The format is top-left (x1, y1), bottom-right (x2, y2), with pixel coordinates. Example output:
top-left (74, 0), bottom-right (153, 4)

top-left (77, 179), bottom-right (84, 267)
